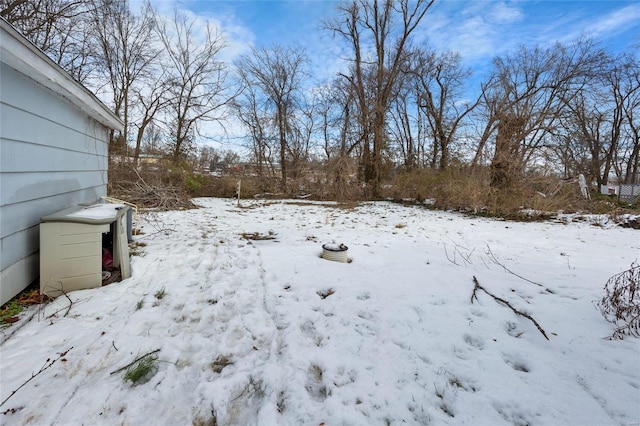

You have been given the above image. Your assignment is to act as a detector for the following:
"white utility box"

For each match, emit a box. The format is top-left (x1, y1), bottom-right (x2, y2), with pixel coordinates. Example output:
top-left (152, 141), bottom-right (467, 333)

top-left (40, 203), bottom-right (131, 298)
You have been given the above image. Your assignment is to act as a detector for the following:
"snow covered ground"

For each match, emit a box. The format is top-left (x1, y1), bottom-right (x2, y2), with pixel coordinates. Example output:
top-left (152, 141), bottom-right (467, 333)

top-left (1, 197), bottom-right (639, 425)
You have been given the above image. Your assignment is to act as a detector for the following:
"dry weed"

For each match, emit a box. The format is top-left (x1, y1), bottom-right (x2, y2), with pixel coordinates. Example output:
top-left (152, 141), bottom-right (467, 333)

top-left (598, 263), bottom-right (640, 339)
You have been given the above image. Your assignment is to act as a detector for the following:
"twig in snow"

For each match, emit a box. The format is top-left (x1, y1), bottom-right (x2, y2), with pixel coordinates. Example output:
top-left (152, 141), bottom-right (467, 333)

top-left (449, 239), bottom-right (475, 266)
top-left (110, 349), bottom-right (160, 375)
top-left (444, 241), bottom-right (475, 267)
top-left (471, 276), bottom-right (549, 341)
top-left (44, 288), bottom-right (84, 319)
top-left (443, 244), bottom-right (458, 265)
top-left (45, 296), bottom-right (89, 320)
top-left (230, 377), bottom-right (261, 403)
top-left (0, 347), bottom-right (73, 407)
top-left (484, 244), bottom-right (554, 294)
top-left (458, 245), bottom-right (475, 266)
top-left (139, 212), bottom-right (177, 238)
top-left (62, 291), bottom-right (73, 317)
top-left (230, 382), bottom-right (251, 403)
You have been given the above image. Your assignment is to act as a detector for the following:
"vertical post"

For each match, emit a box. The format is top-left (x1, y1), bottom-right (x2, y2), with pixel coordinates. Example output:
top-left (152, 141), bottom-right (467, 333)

top-left (237, 180), bottom-right (241, 207)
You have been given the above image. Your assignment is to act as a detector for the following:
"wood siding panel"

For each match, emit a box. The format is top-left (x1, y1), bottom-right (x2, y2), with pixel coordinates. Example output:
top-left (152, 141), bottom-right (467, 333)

top-left (0, 186), bottom-right (105, 240)
top-left (1, 103), bottom-right (108, 155)
top-left (0, 226), bottom-right (39, 273)
top-left (0, 253), bottom-right (38, 305)
top-left (1, 169), bottom-right (107, 206)
top-left (1, 139), bottom-right (107, 173)
top-left (0, 63), bottom-right (111, 305)
top-left (1, 64), bottom-right (109, 132)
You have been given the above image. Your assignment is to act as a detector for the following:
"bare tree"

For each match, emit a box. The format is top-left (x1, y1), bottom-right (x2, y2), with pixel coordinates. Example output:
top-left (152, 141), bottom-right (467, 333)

top-left (1, 0), bottom-right (96, 81)
top-left (314, 82), bottom-right (341, 161)
top-left (326, 0), bottom-right (435, 194)
top-left (155, 8), bottom-right (232, 160)
top-left (234, 45), bottom-right (309, 189)
top-left (287, 93), bottom-right (316, 179)
top-left (388, 84), bottom-right (421, 169)
top-left (556, 52), bottom-right (640, 185)
top-left (90, 0), bottom-right (159, 158)
top-left (131, 71), bottom-right (170, 165)
top-left (316, 78), bottom-right (364, 162)
top-left (616, 54), bottom-right (640, 184)
top-left (389, 48), bottom-right (478, 170)
top-left (230, 83), bottom-right (276, 178)
top-left (472, 39), bottom-right (605, 188)
top-left (196, 146), bottom-right (221, 172)
top-left (140, 121), bottom-right (163, 155)
top-left (412, 49), bottom-right (479, 169)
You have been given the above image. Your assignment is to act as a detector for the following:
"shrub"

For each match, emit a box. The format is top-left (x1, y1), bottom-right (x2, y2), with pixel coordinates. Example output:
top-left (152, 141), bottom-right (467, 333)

top-left (382, 167), bottom-right (627, 219)
top-left (384, 167), bottom-right (491, 211)
top-left (598, 262), bottom-right (640, 339)
top-left (185, 173), bottom-right (207, 193)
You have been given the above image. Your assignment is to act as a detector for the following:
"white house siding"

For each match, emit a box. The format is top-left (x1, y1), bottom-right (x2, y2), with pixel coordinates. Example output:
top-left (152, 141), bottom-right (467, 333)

top-left (0, 19), bottom-right (122, 305)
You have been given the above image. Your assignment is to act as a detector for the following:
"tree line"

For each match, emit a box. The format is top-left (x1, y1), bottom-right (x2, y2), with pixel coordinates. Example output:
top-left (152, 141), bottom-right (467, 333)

top-left (3, 0), bottom-right (638, 197)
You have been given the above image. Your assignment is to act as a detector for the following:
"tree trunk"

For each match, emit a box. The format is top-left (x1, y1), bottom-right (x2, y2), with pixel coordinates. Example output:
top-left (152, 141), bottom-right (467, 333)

top-left (278, 106), bottom-right (288, 191)
top-left (490, 114), bottom-right (526, 188)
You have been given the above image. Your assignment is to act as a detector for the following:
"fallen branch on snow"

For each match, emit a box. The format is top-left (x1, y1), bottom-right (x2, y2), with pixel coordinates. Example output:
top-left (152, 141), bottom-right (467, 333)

top-left (484, 244), bottom-right (555, 294)
top-left (471, 276), bottom-right (549, 341)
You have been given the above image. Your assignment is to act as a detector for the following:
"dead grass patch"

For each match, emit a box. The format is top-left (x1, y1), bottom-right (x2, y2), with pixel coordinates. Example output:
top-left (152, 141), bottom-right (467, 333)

top-left (240, 232), bottom-right (276, 241)
top-left (382, 167), bottom-right (616, 219)
top-left (317, 289), bottom-right (335, 299)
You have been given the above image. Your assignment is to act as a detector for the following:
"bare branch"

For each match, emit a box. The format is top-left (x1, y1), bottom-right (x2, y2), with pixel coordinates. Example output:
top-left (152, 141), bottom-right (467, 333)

top-left (471, 276), bottom-right (549, 340)
top-left (484, 244), bottom-right (555, 293)
top-left (0, 347), bottom-right (73, 407)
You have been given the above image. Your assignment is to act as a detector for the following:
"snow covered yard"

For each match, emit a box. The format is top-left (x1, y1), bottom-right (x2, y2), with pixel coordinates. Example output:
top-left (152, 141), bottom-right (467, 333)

top-left (1, 197), bottom-right (639, 425)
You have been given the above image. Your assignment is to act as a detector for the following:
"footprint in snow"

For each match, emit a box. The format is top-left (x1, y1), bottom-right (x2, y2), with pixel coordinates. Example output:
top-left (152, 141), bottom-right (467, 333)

top-left (462, 333), bottom-right (485, 350)
top-left (470, 308), bottom-right (486, 318)
top-left (505, 321), bottom-right (524, 338)
top-left (305, 364), bottom-right (328, 402)
top-left (300, 320), bottom-right (323, 347)
top-left (357, 310), bottom-right (373, 320)
top-left (493, 401), bottom-right (536, 426)
top-left (502, 353), bottom-right (531, 373)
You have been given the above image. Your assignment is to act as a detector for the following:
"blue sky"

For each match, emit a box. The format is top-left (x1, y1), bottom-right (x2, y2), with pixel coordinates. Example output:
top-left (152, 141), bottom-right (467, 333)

top-left (154, 0), bottom-right (640, 82)
top-left (145, 0), bottom-right (640, 150)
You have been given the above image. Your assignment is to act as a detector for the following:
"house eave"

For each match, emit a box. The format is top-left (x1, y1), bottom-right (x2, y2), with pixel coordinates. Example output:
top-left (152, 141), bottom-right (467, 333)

top-left (0, 18), bottom-right (124, 132)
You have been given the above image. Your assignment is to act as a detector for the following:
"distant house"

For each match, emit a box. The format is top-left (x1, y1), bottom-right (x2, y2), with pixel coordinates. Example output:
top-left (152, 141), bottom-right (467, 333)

top-left (0, 19), bottom-right (123, 305)
top-left (600, 183), bottom-right (640, 203)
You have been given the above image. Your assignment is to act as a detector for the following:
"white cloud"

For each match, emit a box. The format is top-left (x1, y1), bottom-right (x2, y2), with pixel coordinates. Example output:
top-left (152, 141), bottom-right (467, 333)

top-left (578, 3), bottom-right (640, 41)
top-left (488, 2), bottom-right (524, 24)
top-left (524, 3), bottom-right (640, 50)
top-left (423, 5), bottom-right (520, 62)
